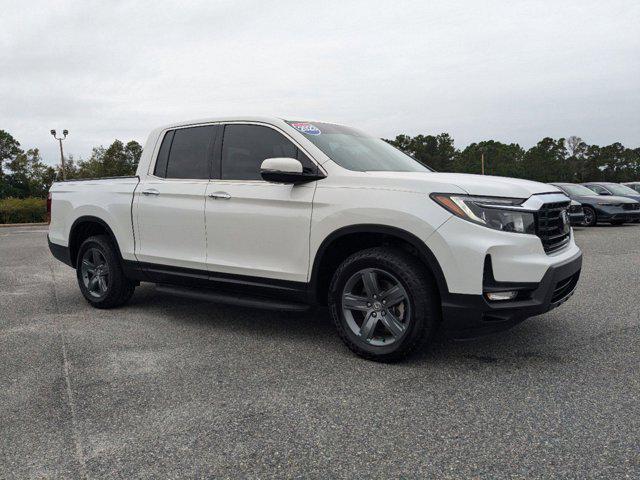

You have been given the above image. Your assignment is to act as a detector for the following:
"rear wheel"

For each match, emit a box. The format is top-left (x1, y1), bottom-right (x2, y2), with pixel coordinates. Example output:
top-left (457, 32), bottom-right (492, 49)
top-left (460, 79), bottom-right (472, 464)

top-left (582, 206), bottom-right (597, 226)
top-left (328, 247), bottom-right (439, 362)
top-left (76, 235), bottom-right (135, 308)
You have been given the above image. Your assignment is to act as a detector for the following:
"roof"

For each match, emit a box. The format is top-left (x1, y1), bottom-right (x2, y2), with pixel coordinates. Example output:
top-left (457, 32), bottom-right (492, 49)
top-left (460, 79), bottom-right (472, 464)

top-left (154, 116), bottom-right (287, 131)
top-left (152, 116), bottom-right (350, 130)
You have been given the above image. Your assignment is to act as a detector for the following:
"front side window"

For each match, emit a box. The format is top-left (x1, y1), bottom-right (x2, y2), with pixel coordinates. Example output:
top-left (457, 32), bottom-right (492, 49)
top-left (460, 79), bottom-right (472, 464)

top-left (586, 184), bottom-right (608, 194)
top-left (161, 125), bottom-right (216, 179)
top-left (285, 120), bottom-right (431, 172)
top-left (221, 124), bottom-right (315, 180)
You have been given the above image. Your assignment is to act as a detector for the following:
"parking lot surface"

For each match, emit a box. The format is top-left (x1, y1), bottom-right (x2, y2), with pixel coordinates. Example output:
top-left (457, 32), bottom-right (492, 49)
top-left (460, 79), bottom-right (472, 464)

top-left (1, 225), bottom-right (638, 478)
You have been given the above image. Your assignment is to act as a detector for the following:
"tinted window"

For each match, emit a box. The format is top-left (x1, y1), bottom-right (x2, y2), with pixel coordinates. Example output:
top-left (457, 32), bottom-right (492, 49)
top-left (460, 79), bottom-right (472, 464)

top-left (165, 126), bottom-right (215, 179)
top-left (297, 149), bottom-right (316, 173)
top-left (153, 130), bottom-right (174, 177)
top-left (222, 124), bottom-right (315, 180)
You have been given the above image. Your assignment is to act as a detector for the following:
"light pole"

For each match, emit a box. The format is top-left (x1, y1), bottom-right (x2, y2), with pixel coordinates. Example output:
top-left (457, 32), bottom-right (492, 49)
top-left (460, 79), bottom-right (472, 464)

top-left (479, 146), bottom-right (486, 175)
top-left (50, 129), bottom-right (69, 180)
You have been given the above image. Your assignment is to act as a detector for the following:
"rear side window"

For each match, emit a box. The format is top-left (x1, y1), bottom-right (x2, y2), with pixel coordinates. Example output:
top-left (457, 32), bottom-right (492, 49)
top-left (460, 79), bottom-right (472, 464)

top-left (153, 130), bottom-right (174, 177)
top-left (221, 124), bottom-right (316, 180)
top-left (159, 126), bottom-right (216, 179)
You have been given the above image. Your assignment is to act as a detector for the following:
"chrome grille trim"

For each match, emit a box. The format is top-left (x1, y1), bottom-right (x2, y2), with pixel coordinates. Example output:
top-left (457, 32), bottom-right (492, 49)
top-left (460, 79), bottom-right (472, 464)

top-left (535, 199), bottom-right (571, 254)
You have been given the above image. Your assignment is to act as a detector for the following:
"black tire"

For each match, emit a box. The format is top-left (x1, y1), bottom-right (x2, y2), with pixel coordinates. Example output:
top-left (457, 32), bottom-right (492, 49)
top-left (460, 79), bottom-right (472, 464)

top-left (76, 235), bottom-right (135, 309)
top-left (328, 247), bottom-right (440, 362)
top-left (582, 206), bottom-right (597, 226)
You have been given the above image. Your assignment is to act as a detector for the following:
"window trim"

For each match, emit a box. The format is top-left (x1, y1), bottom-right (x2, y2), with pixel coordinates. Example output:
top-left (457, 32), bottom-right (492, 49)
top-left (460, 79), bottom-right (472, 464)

top-left (147, 121), bottom-right (325, 183)
top-left (146, 122), bottom-right (222, 181)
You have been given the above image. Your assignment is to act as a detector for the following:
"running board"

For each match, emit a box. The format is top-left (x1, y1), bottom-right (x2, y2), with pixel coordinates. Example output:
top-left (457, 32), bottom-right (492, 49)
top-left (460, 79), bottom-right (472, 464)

top-left (155, 284), bottom-right (310, 312)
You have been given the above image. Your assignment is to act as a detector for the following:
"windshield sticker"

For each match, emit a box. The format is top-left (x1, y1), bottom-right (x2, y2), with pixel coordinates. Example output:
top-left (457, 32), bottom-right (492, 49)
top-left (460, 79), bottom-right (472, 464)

top-left (290, 122), bottom-right (321, 135)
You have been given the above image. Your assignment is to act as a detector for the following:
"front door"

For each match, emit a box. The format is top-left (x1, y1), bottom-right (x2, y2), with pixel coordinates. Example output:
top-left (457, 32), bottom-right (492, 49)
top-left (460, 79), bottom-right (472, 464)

top-left (205, 123), bottom-right (318, 283)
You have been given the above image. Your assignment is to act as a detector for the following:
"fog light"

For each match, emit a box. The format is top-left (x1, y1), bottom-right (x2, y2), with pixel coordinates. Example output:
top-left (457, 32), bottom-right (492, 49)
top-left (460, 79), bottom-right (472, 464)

top-left (485, 291), bottom-right (518, 301)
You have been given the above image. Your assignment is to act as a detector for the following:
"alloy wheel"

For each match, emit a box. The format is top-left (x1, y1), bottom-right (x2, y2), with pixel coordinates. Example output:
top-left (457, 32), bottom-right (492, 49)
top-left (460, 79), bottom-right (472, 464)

top-left (341, 268), bottom-right (411, 346)
top-left (583, 208), bottom-right (595, 226)
top-left (81, 247), bottom-right (110, 298)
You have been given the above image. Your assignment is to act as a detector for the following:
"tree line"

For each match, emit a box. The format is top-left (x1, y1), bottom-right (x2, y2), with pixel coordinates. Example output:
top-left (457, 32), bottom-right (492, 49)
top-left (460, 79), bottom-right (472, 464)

top-left (386, 134), bottom-right (640, 183)
top-left (0, 130), bottom-right (142, 199)
top-left (1, 128), bottom-right (639, 201)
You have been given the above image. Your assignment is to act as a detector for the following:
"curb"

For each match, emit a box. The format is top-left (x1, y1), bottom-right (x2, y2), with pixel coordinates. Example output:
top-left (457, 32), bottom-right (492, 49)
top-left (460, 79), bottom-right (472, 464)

top-left (0, 222), bottom-right (48, 228)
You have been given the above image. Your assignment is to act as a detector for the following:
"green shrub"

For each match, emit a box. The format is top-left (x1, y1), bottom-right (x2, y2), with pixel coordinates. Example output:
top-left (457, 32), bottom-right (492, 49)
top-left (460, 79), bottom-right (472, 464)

top-left (0, 197), bottom-right (47, 224)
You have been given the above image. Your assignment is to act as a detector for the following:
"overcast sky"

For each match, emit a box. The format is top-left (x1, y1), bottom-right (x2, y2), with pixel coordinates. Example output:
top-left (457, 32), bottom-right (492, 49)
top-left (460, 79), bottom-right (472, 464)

top-left (1, 0), bottom-right (638, 166)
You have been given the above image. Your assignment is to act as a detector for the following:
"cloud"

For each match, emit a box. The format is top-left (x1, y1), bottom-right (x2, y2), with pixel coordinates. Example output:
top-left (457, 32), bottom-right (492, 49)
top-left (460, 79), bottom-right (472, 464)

top-left (1, 0), bottom-right (638, 166)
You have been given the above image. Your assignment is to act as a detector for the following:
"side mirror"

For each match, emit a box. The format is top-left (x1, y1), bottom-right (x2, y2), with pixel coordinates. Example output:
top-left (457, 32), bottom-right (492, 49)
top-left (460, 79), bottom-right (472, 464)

top-left (260, 157), bottom-right (325, 184)
top-left (599, 191), bottom-right (611, 195)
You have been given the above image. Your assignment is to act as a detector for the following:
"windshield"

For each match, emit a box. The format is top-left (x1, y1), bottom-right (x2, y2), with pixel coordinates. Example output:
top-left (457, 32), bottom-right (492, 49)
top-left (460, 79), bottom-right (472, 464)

top-left (286, 121), bottom-right (431, 172)
top-left (556, 184), bottom-right (598, 196)
top-left (603, 184), bottom-right (639, 196)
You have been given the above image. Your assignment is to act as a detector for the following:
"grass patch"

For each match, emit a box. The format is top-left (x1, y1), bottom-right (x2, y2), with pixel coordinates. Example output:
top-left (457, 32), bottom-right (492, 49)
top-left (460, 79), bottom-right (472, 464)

top-left (0, 197), bottom-right (47, 224)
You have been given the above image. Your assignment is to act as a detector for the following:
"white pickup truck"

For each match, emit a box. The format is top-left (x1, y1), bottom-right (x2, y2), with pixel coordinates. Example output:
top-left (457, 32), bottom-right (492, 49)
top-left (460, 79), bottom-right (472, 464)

top-left (48, 117), bottom-right (582, 361)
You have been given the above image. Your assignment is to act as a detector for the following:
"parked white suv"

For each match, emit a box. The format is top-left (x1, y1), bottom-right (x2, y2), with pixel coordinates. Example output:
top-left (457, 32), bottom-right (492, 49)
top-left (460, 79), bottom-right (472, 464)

top-left (48, 117), bottom-right (582, 361)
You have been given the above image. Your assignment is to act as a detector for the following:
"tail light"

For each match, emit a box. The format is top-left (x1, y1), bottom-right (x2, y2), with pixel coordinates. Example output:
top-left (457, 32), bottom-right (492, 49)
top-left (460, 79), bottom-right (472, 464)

top-left (46, 192), bottom-right (52, 224)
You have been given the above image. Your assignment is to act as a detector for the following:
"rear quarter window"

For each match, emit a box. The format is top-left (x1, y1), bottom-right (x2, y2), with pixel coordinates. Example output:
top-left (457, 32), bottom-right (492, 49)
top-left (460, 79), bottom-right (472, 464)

top-left (153, 130), bottom-right (174, 177)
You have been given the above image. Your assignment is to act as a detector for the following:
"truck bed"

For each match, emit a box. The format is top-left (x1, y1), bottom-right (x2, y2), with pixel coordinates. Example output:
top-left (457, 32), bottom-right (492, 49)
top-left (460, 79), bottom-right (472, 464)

top-left (48, 176), bottom-right (140, 262)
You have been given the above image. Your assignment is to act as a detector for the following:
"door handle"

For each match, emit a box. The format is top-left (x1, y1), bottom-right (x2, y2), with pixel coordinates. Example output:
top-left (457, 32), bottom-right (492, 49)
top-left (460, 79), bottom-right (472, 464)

top-left (208, 192), bottom-right (231, 200)
top-left (142, 188), bottom-right (160, 196)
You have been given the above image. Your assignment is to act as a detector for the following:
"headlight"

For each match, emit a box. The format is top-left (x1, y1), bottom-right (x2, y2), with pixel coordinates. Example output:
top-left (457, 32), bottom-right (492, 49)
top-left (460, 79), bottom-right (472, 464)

top-left (431, 193), bottom-right (536, 234)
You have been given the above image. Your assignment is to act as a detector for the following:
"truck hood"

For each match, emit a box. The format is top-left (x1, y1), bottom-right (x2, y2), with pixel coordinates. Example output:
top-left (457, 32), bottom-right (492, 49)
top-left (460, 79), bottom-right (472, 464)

top-left (364, 171), bottom-right (560, 199)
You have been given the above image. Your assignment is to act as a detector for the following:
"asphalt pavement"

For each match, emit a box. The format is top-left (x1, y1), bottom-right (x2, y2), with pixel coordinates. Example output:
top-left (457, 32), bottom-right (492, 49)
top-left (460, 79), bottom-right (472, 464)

top-left (1, 224), bottom-right (638, 479)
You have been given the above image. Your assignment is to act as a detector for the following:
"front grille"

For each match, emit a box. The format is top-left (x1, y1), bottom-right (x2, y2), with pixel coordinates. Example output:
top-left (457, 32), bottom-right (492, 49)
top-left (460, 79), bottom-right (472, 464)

top-left (623, 203), bottom-right (640, 211)
top-left (551, 271), bottom-right (580, 303)
top-left (536, 200), bottom-right (571, 254)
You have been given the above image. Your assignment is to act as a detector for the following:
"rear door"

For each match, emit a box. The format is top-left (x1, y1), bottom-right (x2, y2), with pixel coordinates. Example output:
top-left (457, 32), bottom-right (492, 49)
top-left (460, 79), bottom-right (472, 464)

top-left (204, 123), bottom-right (318, 283)
top-left (134, 124), bottom-right (219, 278)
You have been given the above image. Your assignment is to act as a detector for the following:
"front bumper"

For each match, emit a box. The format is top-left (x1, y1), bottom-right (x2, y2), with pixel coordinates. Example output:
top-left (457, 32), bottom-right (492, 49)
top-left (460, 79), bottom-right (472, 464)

top-left (440, 250), bottom-right (582, 339)
top-left (569, 212), bottom-right (585, 225)
top-left (596, 206), bottom-right (640, 222)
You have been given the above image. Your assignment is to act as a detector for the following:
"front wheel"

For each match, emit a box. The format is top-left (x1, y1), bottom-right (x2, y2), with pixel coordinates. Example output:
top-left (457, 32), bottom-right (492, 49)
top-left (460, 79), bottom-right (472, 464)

top-left (582, 206), bottom-right (597, 226)
top-left (328, 247), bottom-right (440, 362)
top-left (76, 235), bottom-right (135, 309)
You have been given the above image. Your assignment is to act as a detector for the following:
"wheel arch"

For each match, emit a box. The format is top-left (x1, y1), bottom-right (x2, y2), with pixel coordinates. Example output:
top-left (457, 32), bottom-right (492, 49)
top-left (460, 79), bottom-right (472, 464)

top-left (582, 204), bottom-right (597, 225)
top-left (68, 216), bottom-right (124, 268)
top-left (310, 224), bottom-right (448, 305)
